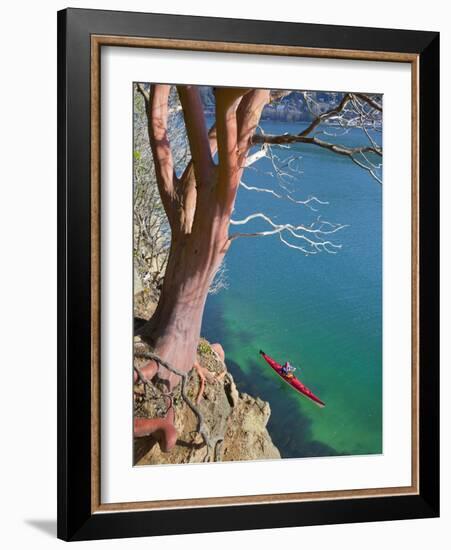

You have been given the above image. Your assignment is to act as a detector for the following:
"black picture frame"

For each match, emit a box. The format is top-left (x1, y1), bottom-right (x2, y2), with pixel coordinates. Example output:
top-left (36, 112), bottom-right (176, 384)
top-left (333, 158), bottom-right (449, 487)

top-left (57, 7), bottom-right (439, 541)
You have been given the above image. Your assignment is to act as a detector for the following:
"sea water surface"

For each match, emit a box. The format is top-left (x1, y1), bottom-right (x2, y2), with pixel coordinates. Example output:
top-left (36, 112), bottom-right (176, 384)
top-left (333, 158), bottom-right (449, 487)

top-left (201, 120), bottom-right (382, 458)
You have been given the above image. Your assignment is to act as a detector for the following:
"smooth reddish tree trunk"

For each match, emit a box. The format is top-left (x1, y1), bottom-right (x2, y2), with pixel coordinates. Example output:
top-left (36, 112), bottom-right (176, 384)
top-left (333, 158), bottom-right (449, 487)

top-left (140, 202), bottom-right (229, 389)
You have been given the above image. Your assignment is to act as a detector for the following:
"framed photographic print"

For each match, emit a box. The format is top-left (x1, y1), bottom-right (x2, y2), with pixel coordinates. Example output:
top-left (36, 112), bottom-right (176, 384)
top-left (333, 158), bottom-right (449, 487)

top-left (57, 7), bottom-right (439, 541)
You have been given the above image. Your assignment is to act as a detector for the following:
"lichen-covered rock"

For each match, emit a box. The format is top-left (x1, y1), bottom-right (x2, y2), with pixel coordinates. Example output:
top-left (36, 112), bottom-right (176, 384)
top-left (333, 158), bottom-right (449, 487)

top-left (134, 289), bottom-right (158, 321)
top-left (134, 338), bottom-right (281, 465)
top-left (221, 392), bottom-right (280, 462)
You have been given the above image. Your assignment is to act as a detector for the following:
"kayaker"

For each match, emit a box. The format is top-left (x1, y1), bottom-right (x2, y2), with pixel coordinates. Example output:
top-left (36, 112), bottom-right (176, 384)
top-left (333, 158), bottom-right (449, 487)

top-left (281, 361), bottom-right (296, 378)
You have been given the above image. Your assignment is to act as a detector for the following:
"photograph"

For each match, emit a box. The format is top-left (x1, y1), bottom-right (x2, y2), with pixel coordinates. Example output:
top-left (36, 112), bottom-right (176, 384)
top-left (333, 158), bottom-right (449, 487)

top-left (0, 0), bottom-right (445, 544)
top-left (132, 83), bottom-right (383, 466)
top-left (53, 5), bottom-right (440, 541)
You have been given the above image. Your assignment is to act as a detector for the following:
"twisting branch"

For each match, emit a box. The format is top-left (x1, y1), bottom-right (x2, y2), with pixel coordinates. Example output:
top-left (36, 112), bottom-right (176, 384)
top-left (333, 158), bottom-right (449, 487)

top-left (245, 143), bottom-right (269, 167)
top-left (299, 92), bottom-right (353, 137)
top-left (252, 133), bottom-right (381, 157)
top-left (351, 155), bottom-right (383, 184)
top-left (214, 87), bottom-right (248, 209)
top-left (249, 91), bottom-right (382, 184)
top-left (237, 89), bottom-right (271, 157)
top-left (136, 83), bottom-right (149, 107)
top-left (230, 212), bottom-right (346, 236)
top-left (147, 85), bottom-right (178, 222)
top-left (240, 135), bottom-right (332, 214)
top-left (177, 85), bottom-right (215, 184)
top-left (240, 179), bottom-right (329, 211)
top-left (354, 92), bottom-right (382, 112)
top-left (214, 88), bottom-right (270, 214)
top-left (229, 212), bottom-right (347, 255)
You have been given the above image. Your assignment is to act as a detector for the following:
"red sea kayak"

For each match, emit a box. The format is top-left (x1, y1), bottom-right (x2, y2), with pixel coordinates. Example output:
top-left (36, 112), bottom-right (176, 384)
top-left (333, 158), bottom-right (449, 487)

top-left (259, 350), bottom-right (325, 407)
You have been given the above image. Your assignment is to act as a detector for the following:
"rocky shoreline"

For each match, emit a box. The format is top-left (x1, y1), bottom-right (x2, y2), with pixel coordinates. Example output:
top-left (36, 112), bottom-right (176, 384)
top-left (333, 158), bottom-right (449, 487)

top-left (134, 291), bottom-right (281, 465)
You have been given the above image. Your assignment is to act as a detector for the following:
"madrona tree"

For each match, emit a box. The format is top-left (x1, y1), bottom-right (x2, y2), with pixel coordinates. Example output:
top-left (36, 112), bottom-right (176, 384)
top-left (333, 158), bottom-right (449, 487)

top-left (133, 84), bottom-right (382, 452)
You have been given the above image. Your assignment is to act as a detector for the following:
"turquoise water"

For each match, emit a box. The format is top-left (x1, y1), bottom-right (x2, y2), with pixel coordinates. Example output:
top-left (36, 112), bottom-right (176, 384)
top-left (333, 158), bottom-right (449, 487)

top-left (202, 120), bottom-right (382, 458)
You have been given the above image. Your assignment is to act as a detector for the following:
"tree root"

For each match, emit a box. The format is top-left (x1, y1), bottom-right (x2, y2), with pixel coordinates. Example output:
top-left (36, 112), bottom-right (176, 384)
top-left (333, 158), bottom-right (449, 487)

top-left (134, 362), bottom-right (172, 412)
top-left (192, 362), bottom-right (225, 404)
top-left (134, 407), bottom-right (177, 452)
top-left (134, 348), bottom-right (224, 462)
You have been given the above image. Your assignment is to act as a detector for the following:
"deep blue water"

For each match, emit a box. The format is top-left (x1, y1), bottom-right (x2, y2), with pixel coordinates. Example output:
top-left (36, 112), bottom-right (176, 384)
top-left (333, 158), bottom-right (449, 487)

top-left (202, 120), bottom-right (382, 458)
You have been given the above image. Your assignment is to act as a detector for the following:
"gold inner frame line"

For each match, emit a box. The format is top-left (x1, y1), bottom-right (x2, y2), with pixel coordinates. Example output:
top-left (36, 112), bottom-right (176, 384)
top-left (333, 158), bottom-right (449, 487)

top-left (90, 34), bottom-right (420, 514)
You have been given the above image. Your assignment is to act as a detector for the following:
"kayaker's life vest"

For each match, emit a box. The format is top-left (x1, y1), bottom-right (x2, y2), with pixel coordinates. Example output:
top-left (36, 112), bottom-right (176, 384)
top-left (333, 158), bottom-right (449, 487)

top-left (282, 362), bottom-right (296, 375)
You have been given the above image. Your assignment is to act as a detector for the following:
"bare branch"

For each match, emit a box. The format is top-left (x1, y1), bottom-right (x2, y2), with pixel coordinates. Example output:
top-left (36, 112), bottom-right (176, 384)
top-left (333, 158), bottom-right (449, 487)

top-left (214, 88), bottom-right (271, 213)
top-left (209, 260), bottom-right (228, 295)
top-left (136, 82), bottom-right (149, 107)
top-left (299, 93), bottom-right (353, 137)
top-left (237, 89), bottom-right (271, 157)
top-left (239, 180), bottom-right (328, 211)
top-left (180, 123), bottom-right (218, 182)
top-left (351, 155), bottom-right (383, 184)
top-left (245, 143), bottom-right (269, 167)
top-left (177, 85), bottom-right (215, 184)
top-left (174, 122), bottom-right (219, 234)
top-left (354, 93), bottom-right (382, 112)
top-left (229, 212), bottom-right (347, 255)
top-left (230, 212), bottom-right (346, 236)
top-left (252, 133), bottom-right (381, 158)
top-left (214, 87), bottom-right (245, 202)
top-left (254, 91), bottom-right (382, 184)
top-left (148, 85), bottom-right (177, 220)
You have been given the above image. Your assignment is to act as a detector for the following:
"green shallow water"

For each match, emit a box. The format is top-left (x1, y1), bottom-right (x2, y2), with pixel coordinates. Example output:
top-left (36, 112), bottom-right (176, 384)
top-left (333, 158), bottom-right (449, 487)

top-left (202, 120), bottom-right (382, 459)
